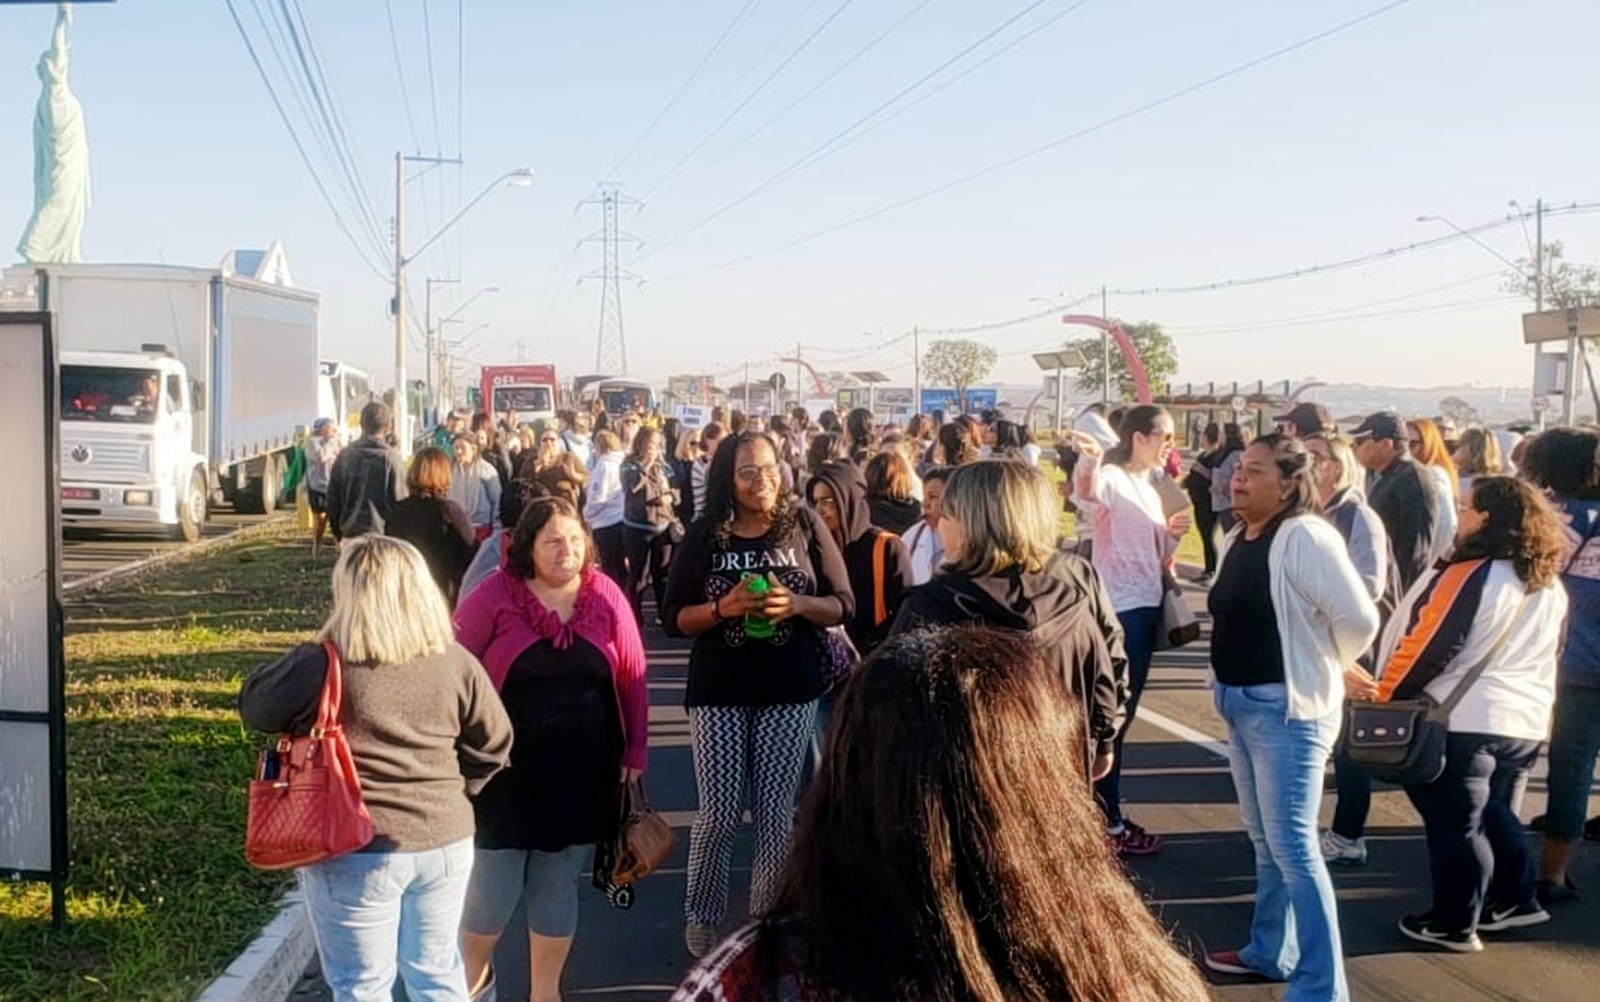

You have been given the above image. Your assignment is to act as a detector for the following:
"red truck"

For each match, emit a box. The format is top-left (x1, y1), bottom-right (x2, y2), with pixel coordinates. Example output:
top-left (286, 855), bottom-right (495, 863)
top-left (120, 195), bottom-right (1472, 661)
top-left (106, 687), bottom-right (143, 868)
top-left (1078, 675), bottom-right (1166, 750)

top-left (480, 364), bottom-right (558, 425)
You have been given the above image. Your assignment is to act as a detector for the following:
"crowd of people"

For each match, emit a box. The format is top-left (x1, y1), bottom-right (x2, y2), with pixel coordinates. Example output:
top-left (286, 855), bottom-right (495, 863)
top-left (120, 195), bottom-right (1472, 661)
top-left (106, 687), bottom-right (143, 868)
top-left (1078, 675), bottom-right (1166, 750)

top-left (240, 393), bottom-right (1600, 1002)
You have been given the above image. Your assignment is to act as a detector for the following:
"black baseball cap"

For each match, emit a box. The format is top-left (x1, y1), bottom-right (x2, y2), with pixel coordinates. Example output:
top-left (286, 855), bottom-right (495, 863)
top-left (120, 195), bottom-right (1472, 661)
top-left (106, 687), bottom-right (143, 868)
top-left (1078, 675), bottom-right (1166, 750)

top-left (1350, 411), bottom-right (1405, 443)
top-left (1272, 402), bottom-right (1335, 438)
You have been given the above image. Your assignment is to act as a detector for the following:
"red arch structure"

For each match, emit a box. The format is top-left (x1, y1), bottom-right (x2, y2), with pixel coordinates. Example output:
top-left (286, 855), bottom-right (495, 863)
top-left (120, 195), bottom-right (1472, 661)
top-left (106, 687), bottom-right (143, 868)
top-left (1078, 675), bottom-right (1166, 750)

top-left (1060, 315), bottom-right (1152, 404)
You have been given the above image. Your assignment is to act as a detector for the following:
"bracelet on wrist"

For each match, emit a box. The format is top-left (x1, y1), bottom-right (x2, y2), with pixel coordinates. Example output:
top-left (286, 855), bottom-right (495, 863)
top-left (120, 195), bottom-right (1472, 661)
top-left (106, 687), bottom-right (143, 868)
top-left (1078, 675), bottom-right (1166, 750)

top-left (711, 596), bottom-right (724, 622)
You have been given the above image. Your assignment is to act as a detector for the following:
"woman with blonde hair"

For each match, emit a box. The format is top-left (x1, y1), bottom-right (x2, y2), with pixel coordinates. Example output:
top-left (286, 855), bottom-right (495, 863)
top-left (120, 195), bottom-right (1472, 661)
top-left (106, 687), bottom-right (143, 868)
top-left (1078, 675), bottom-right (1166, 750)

top-left (1408, 417), bottom-right (1459, 560)
top-left (239, 536), bottom-right (513, 1002)
top-left (1453, 426), bottom-right (1507, 496)
top-left (890, 459), bottom-right (1127, 782)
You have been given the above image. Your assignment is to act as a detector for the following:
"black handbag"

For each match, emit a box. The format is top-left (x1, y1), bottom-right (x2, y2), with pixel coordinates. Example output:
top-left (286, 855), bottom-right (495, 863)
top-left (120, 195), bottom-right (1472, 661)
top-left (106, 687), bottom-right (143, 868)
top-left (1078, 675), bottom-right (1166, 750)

top-left (1344, 593), bottom-right (1527, 785)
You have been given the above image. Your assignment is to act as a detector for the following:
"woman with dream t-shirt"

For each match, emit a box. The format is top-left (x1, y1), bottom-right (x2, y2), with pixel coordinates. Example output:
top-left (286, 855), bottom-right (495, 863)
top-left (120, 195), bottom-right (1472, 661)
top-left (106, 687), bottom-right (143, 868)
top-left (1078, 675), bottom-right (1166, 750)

top-left (1071, 405), bottom-right (1192, 857)
top-left (661, 431), bottom-right (854, 960)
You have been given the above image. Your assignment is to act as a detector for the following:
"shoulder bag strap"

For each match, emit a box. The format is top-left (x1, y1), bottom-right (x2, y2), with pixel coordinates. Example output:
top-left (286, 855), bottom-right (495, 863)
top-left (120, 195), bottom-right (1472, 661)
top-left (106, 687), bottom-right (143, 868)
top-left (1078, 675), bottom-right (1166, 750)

top-left (872, 532), bottom-right (892, 626)
top-left (1436, 591), bottom-right (1532, 716)
top-left (314, 641), bottom-right (344, 737)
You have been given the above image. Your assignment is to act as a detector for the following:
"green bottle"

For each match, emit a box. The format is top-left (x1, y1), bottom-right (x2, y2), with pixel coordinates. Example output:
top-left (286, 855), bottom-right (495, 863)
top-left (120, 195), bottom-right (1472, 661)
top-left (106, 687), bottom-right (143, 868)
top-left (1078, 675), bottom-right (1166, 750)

top-left (743, 572), bottom-right (775, 639)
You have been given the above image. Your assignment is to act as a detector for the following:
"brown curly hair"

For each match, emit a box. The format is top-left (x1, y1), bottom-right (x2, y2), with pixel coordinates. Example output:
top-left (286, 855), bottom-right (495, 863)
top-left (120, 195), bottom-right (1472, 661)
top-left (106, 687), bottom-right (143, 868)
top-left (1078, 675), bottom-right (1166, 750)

top-left (1452, 476), bottom-right (1567, 591)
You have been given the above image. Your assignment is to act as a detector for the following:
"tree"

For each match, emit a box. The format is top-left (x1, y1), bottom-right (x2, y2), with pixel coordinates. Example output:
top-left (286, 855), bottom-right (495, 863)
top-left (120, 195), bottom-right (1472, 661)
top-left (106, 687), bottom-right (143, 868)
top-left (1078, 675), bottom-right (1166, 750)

top-left (1438, 395), bottom-right (1480, 426)
top-left (921, 339), bottom-right (997, 413)
top-left (1068, 320), bottom-right (1179, 401)
top-left (1504, 241), bottom-right (1600, 417)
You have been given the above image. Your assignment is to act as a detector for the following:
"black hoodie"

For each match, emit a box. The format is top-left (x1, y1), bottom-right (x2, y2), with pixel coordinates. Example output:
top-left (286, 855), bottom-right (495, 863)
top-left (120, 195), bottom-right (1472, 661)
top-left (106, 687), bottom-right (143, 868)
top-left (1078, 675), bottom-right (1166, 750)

top-left (890, 551), bottom-right (1128, 759)
top-left (806, 462), bottom-right (915, 656)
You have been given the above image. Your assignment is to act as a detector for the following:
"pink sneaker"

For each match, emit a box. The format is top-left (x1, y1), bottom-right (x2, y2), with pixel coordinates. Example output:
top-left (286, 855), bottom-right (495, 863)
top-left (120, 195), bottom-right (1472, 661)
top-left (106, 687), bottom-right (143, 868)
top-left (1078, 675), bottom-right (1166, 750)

top-left (1110, 819), bottom-right (1164, 856)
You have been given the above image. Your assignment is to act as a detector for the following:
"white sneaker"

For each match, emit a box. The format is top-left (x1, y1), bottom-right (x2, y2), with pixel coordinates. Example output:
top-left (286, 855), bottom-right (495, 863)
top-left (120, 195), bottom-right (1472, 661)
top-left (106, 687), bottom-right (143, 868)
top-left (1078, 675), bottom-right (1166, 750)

top-left (1320, 829), bottom-right (1367, 866)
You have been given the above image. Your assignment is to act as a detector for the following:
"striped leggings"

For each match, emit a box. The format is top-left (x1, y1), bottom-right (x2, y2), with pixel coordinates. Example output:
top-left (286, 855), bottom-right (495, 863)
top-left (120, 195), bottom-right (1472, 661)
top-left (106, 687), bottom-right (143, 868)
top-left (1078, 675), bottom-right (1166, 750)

top-left (684, 702), bottom-right (816, 927)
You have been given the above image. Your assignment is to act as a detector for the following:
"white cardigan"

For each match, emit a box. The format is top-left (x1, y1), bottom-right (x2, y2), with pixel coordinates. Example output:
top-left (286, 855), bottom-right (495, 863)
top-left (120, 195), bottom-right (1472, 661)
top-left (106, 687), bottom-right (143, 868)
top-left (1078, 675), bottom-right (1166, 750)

top-left (1215, 514), bottom-right (1381, 721)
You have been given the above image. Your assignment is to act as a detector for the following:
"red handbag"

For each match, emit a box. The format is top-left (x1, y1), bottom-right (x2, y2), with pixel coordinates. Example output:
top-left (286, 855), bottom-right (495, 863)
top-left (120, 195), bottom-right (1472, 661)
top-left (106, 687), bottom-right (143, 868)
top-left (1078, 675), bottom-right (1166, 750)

top-left (245, 642), bottom-right (374, 870)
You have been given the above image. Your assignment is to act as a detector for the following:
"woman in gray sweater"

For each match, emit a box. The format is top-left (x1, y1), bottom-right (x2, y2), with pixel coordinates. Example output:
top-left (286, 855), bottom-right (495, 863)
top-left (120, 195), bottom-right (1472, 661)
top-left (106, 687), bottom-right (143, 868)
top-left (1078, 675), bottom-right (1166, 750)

top-left (239, 535), bottom-right (513, 1002)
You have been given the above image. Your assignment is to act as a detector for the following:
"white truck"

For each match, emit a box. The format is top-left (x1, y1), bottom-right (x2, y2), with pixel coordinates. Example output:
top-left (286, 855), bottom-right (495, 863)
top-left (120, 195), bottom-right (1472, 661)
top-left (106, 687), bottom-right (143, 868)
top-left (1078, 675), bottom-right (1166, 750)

top-left (2, 263), bottom-right (321, 541)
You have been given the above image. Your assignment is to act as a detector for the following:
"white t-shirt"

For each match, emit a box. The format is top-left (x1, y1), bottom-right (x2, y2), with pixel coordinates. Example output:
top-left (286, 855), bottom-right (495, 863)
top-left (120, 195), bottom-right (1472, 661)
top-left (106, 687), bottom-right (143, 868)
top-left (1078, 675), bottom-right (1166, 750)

top-left (1075, 458), bottom-right (1170, 612)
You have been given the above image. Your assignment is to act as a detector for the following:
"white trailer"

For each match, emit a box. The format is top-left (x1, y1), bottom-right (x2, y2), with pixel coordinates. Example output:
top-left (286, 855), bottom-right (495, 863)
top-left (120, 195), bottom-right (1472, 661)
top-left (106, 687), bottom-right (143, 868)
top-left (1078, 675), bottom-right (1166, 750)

top-left (2, 263), bottom-right (320, 540)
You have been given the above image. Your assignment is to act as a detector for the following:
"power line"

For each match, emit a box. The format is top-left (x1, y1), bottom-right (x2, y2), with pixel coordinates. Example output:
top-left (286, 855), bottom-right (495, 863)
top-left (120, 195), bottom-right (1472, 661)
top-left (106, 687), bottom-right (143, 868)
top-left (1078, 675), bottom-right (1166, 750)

top-left (639, 0), bottom-right (1059, 261)
top-left (384, 0), bottom-right (423, 150)
top-left (222, 0), bottom-right (390, 278)
top-left (1162, 271), bottom-right (1503, 333)
top-left (641, 0), bottom-right (857, 200)
top-left (603, 0), bottom-right (766, 183)
top-left (651, 0), bottom-right (941, 203)
top-left (650, 0), bottom-right (1418, 278)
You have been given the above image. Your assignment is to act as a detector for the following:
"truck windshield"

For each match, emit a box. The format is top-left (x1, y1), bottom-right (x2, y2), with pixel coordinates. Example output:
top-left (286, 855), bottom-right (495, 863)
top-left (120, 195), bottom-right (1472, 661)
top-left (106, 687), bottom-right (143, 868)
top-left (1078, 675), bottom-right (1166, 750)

top-left (492, 386), bottom-right (552, 413)
top-left (62, 366), bottom-right (162, 423)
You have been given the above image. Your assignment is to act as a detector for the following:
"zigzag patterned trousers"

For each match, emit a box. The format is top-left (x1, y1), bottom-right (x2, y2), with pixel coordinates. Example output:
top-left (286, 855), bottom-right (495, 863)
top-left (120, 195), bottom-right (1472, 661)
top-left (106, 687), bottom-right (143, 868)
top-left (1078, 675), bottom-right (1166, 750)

top-left (684, 702), bottom-right (817, 926)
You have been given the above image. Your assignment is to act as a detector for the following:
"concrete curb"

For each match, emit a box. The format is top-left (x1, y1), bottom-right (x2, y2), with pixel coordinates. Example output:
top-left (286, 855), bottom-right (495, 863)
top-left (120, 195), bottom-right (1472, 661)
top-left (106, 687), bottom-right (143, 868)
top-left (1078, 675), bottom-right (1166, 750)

top-left (62, 514), bottom-right (292, 594)
top-left (193, 892), bottom-right (314, 1002)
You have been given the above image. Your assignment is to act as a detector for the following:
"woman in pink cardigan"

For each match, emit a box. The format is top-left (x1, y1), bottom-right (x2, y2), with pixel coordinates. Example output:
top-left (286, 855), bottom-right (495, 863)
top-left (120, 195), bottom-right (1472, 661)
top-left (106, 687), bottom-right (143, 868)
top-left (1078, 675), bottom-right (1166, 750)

top-left (453, 496), bottom-right (649, 1002)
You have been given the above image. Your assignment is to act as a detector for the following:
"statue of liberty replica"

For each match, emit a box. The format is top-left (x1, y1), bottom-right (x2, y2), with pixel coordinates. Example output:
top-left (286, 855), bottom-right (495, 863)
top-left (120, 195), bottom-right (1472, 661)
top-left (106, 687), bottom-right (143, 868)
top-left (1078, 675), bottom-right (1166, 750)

top-left (17, 4), bottom-right (91, 264)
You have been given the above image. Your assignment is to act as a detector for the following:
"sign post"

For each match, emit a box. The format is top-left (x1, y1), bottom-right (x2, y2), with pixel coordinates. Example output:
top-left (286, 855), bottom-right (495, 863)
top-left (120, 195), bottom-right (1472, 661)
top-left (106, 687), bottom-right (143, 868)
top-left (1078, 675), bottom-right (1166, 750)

top-left (1522, 306), bottom-right (1600, 425)
top-left (0, 311), bottom-right (68, 929)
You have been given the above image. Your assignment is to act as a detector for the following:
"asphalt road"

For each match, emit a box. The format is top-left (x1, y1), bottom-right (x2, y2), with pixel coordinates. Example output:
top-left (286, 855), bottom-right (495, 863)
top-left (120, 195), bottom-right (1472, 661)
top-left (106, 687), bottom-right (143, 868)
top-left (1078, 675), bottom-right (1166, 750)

top-left (61, 506), bottom-right (281, 586)
top-left (292, 582), bottom-right (1600, 1002)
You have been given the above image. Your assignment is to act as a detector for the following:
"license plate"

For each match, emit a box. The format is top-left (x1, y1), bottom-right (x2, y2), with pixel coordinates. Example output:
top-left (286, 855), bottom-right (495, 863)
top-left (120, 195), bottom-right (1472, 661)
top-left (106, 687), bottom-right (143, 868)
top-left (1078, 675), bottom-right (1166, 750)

top-left (62, 487), bottom-right (100, 501)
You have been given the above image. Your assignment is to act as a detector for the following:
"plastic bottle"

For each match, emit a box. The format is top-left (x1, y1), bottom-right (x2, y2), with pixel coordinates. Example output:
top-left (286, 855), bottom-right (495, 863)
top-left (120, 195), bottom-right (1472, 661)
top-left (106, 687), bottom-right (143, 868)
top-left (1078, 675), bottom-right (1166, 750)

top-left (742, 572), bottom-right (774, 639)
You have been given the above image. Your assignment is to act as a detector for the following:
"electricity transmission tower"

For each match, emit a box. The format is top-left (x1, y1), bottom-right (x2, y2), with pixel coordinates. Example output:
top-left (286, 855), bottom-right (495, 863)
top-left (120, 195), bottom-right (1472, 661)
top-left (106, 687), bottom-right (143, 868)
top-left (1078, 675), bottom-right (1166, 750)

top-left (578, 184), bottom-right (643, 374)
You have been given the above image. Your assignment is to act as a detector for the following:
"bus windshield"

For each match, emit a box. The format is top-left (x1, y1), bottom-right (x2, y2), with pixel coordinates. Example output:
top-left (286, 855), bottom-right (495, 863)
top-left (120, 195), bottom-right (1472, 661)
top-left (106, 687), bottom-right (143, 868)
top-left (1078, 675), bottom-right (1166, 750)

top-left (61, 366), bottom-right (162, 423)
top-left (492, 385), bottom-right (552, 413)
top-left (600, 387), bottom-right (650, 415)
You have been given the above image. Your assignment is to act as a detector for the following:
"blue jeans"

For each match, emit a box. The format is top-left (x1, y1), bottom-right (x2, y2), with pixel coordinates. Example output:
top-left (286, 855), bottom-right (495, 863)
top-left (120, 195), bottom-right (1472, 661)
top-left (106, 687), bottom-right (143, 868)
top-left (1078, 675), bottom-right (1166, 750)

top-left (1405, 733), bottom-right (1540, 931)
top-left (1215, 683), bottom-right (1347, 1002)
top-left (297, 837), bottom-right (476, 1002)
top-left (1095, 605), bottom-right (1159, 826)
top-left (1545, 683), bottom-right (1600, 841)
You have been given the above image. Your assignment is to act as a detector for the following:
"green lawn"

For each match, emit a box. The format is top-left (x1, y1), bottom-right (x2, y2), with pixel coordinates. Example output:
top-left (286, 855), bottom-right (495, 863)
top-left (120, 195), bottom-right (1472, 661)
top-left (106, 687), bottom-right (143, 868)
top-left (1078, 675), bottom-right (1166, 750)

top-left (0, 528), bottom-right (330, 1001)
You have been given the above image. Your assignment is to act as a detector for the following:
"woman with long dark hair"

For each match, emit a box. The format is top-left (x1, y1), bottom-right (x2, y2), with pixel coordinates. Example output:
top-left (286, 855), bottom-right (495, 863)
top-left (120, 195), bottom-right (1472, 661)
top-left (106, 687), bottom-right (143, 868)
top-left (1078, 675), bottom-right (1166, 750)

top-left (935, 418), bottom-right (981, 466)
top-left (1185, 421), bottom-right (1223, 582)
top-left (1209, 421), bottom-right (1249, 534)
top-left (671, 627), bottom-right (1209, 1002)
top-left (621, 425), bottom-right (679, 624)
top-left (844, 407), bottom-right (876, 464)
top-left (1375, 476), bottom-right (1569, 950)
top-left (1201, 435), bottom-right (1378, 997)
top-left (661, 431), bottom-right (854, 958)
top-left (1070, 404), bottom-right (1191, 855)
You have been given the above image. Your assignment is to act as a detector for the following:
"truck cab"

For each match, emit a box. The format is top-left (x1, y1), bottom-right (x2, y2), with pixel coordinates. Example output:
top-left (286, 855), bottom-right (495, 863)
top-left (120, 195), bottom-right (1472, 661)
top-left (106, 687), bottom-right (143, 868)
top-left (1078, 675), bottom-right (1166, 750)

top-left (59, 348), bottom-right (209, 541)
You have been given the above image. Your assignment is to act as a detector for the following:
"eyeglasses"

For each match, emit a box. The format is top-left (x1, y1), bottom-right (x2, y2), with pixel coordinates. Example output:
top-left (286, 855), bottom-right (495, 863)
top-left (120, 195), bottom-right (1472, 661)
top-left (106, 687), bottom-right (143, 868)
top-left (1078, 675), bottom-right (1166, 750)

top-left (736, 464), bottom-right (781, 483)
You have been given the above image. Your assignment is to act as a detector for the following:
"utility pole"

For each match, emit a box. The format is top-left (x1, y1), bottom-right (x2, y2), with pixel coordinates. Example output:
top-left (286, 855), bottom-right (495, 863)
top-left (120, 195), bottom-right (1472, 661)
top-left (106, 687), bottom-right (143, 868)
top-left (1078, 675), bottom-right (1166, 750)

top-left (1100, 284), bottom-right (1110, 406)
top-left (425, 277), bottom-right (460, 426)
top-left (578, 184), bottom-right (643, 375)
top-left (794, 342), bottom-right (802, 407)
top-left (393, 152), bottom-right (407, 447)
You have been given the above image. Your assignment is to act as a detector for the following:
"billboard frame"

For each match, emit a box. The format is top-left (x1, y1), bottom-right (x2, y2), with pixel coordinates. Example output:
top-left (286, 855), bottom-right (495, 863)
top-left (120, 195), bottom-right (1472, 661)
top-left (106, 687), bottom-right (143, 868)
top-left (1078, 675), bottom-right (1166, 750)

top-left (0, 311), bottom-right (69, 929)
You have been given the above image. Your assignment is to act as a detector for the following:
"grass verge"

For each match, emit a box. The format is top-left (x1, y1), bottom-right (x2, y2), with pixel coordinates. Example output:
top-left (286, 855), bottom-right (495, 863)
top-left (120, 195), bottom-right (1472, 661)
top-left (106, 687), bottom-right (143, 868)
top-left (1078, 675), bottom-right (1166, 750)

top-left (0, 527), bottom-right (332, 1001)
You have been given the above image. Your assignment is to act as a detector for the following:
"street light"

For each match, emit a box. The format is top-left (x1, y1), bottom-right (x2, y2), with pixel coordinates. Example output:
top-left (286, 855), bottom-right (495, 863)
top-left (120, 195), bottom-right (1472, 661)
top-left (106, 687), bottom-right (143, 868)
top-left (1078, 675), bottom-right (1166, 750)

top-left (1414, 215), bottom-right (1522, 272)
top-left (431, 285), bottom-right (498, 413)
top-left (394, 159), bottom-right (534, 454)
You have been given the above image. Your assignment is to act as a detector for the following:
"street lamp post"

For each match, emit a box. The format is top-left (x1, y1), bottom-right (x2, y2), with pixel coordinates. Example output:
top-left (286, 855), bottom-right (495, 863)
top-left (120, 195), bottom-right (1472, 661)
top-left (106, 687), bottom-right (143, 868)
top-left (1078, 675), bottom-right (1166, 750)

top-left (424, 276), bottom-right (460, 425)
top-left (434, 286), bottom-right (499, 414)
top-left (393, 157), bottom-right (534, 455)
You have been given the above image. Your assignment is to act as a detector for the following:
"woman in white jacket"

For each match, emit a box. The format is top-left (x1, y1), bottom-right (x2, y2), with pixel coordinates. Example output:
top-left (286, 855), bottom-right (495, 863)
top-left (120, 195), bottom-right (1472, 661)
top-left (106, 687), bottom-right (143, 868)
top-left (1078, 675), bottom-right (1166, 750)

top-left (1202, 435), bottom-right (1379, 1002)
top-left (584, 429), bottom-right (628, 588)
top-left (1373, 476), bottom-right (1568, 952)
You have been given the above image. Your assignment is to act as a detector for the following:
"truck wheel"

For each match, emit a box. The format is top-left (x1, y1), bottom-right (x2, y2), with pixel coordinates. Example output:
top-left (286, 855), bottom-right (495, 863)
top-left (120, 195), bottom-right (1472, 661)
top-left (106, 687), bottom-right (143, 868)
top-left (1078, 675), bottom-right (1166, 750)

top-left (170, 471), bottom-right (207, 543)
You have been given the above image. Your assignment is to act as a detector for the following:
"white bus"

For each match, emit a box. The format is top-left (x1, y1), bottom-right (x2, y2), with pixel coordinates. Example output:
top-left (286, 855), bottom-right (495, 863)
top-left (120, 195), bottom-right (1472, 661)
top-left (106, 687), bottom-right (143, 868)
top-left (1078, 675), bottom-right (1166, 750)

top-left (318, 360), bottom-right (373, 444)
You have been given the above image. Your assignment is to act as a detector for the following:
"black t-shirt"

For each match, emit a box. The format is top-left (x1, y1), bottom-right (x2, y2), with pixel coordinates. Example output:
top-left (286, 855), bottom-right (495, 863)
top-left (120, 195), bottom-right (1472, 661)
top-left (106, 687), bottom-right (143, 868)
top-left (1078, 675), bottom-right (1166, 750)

top-left (1208, 521), bottom-right (1286, 687)
top-left (662, 507), bottom-right (854, 708)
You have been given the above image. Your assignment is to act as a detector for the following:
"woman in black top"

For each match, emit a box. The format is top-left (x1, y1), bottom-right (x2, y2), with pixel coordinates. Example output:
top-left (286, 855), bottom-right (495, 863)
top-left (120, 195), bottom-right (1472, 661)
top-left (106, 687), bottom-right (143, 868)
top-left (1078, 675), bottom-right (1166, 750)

top-left (661, 431), bottom-right (853, 959)
top-left (806, 461), bottom-right (913, 656)
top-left (621, 425), bottom-right (679, 624)
top-left (1184, 422), bottom-right (1222, 582)
top-left (863, 451), bottom-right (922, 536)
top-left (384, 446), bottom-right (478, 606)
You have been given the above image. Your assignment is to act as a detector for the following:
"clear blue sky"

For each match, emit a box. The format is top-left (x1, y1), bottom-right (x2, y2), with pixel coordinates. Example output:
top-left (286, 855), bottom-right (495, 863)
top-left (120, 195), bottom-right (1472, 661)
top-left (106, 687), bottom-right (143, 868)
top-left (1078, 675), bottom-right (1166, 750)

top-left (3, 0), bottom-right (1597, 393)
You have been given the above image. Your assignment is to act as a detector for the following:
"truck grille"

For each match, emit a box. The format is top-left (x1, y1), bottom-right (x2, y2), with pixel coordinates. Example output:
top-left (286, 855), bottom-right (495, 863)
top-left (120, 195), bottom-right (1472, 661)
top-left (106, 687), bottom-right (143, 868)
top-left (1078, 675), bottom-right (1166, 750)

top-left (61, 440), bottom-right (149, 484)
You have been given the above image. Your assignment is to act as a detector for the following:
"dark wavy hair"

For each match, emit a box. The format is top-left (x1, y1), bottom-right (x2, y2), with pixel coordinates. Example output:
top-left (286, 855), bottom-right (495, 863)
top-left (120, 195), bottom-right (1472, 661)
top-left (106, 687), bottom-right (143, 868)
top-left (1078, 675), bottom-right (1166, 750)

top-left (768, 627), bottom-right (1211, 1002)
top-left (846, 407), bottom-right (877, 461)
top-left (936, 420), bottom-right (980, 466)
top-left (1521, 426), bottom-right (1600, 501)
top-left (807, 431), bottom-right (845, 474)
top-left (1452, 476), bottom-right (1568, 590)
top-left (505, 496), bottom-right (594, 581)
top-left (703, 431), bottom-right (796, 549)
